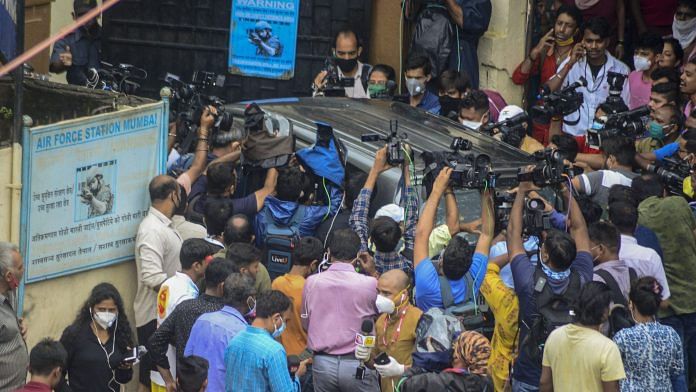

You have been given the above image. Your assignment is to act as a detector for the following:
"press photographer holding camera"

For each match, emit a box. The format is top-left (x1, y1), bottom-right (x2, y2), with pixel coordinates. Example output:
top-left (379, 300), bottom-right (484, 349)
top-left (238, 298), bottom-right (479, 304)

top-left (312, 28), bottom-right (372, 98)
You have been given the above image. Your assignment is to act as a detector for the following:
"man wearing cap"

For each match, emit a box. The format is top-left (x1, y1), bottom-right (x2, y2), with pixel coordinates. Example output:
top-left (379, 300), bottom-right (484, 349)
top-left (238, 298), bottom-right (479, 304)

top-left (349, 146), bottom-right (418, 276)
top-left (50, 0), bottom-right (101, 85)
top-left (492, 105), bottom-right (544, 154)
top-left (80, 166), bottom-right (113, 218)
top-left (249, 20), bottom-right (283, 57)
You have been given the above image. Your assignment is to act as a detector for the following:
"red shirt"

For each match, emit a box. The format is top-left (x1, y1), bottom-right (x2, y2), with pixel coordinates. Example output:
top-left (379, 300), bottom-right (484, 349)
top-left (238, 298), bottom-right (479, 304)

top-left (512, 55), bottom-right (559, 87)
top-left (562, 0), bottom-right (617, 26)
top-left (640, 0), bottom-right (678, 27)
top-left (13, 381), bottom-right (52, 392)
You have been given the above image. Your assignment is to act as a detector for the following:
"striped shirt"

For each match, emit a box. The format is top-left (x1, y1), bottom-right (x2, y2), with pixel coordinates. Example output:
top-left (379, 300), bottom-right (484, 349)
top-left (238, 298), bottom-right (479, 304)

top-left (0, 292), bottom-right (28, 391)
top-left (224, 326), bottom-right (300, 392)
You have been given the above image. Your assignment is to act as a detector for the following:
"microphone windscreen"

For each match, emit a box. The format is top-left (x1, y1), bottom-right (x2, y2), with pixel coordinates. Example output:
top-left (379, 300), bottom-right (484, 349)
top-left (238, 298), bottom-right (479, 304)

top-left (360, 319), bottom-right (374, 334)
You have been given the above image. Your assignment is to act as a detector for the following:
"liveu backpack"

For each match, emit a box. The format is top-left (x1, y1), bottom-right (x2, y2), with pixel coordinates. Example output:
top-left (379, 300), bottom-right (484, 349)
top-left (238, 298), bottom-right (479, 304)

top-left (263, 205), bottom-right (305, 281)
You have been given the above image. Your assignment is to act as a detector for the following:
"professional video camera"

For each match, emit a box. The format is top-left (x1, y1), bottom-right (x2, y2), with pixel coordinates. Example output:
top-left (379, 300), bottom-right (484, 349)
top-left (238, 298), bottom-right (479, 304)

top-left (522, 198), bottom-right (552, 237)
top-left (517, 148), bottom-right (583, 188)
top-left (87, 61), bottom-right (147, 94)
top-left (316, 57), bottom-right (355, 97)
top-left (647, 157), bottom-right (693, 197)
top-left (531, 77), bottom-right (587, 124)
top-left (480, 112), bottom-right (529, 148)
top-left (604, 71), bottom-right (628, 106)
top-left (494, 190), bottom-right (515, 233)
top-left (587, 105), bottom-right (649, 150)
top-left (163, 71), bottom-right (233, 153)
top-left (361, 120), bottom-right (408, 165)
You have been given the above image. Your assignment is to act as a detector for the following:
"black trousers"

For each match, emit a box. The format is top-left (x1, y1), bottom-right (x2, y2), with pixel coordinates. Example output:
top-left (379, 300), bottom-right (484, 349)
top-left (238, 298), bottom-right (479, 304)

top-left (136, 319), bottom-right (157, 386)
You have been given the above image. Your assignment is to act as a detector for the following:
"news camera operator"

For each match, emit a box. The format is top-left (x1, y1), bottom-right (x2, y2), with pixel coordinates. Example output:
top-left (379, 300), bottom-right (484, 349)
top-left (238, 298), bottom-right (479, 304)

top-left (49, 0), bottom-right (101, 86)
top-left (312, 28), bottom-right (372, 98)
top-left (546, 17), bottom-right (630, 152)
top-left (484, 105), bottom-right (544, 154)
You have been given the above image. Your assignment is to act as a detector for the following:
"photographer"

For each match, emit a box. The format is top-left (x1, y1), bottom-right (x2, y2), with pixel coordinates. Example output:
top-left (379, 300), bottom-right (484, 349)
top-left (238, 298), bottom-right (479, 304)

top-left (551, 17), bottom-right (630, 152)
top-left (49, 0), bottom-right (101, 86)
top-left (412, 167), bottom-right (494, 312)
top-left (507, 179), bottom-right (593, 391)
top-left (572, 136), bottom-right (638, 208)
top-left (458, 90), bottom-right (490, 130)
top-left (636, 104), bottom-right (684, 153)
top-left (491, 105), bottom-right (544, 154)
top-left (349, 146), bottom-right (418, 275)
top-left (312, 28), bottom-right (371, 98)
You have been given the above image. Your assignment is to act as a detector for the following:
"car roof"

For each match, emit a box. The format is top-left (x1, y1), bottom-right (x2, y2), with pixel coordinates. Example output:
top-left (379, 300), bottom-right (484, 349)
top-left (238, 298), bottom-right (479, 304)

top-left (226, 97), bottom-right (531, 170)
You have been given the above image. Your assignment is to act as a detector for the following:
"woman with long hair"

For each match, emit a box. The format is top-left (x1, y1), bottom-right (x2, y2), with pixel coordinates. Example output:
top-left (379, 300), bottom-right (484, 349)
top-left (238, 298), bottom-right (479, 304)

top-left (56, 282), bottom-right (135, 392)
top-left (613, 277), bottom-right (686, 391)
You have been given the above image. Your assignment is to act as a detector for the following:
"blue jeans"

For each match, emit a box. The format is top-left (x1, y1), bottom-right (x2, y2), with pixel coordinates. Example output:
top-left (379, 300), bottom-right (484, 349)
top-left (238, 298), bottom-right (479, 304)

top-left (511, 379), bottom-right (539, 392)
top-left (661, 312), bottom-right (696, 388)
top-left (300, 364), bottom-right (314, 391)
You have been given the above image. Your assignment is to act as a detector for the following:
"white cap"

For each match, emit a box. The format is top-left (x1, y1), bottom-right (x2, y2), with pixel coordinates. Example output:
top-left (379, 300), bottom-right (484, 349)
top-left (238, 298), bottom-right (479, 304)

top-left (375, 204), bottom-right (404, 223)
top-left (498, 105), bottom-right (525, 122)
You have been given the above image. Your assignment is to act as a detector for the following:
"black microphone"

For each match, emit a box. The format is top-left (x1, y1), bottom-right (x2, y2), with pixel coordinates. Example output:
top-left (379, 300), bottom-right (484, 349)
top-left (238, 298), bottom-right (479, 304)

top-left (288, 355), bottom-right (300, 378)
top-left (355, 319), bottom-right (375, 380)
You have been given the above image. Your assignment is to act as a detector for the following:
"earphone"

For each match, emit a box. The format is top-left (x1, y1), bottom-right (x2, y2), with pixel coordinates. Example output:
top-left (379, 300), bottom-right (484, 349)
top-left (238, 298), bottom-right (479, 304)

top-left (90, 308), bottom-right (121, 392)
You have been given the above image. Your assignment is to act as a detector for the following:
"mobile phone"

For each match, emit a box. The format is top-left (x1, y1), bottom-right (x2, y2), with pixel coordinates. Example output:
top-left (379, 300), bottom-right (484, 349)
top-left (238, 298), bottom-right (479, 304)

top-left (374, 352), bottom-right (391, 366)
top-left (123, 347), bottom-right (138, 363)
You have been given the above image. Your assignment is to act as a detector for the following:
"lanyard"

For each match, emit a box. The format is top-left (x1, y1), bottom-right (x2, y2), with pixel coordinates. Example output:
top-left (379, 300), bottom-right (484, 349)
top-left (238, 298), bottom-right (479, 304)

top-left (381, 305), bottom-right (408, 347)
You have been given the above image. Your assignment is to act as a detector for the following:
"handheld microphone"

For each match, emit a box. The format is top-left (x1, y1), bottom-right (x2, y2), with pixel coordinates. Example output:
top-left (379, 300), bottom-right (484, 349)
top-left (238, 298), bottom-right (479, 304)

top-left (288, 355), bottom-right (300, 378)
top-left (355, 319), bottom-right (375, 380)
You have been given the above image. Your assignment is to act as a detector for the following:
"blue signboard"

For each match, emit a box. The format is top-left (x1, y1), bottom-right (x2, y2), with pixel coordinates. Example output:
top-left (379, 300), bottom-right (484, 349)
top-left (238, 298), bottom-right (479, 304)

top-left (0, 0), bottom-right (17, 60)
top-left (20, 102), bottom-right (168, 283)
top-left (228, 0), bottom-right (300, 80)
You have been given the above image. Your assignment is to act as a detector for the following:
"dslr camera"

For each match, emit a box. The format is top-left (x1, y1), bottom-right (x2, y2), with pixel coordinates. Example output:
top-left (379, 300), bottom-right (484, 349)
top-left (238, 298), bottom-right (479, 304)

top-left (531, 77), bottom-right (587, 124)
top-left (647, 157), bottom-right (693, 197)
top-left (587, 105), bottom-right (649, 150)
top-left (517, 148), bottom-right (582, 188)
top-left (361, 120), bottom-right (408, 166)
top-left (164, 71), bottom-right (233, 153)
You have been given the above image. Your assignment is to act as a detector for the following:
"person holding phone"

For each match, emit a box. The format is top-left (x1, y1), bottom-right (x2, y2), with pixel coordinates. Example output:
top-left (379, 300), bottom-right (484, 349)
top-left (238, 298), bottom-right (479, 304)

top-left (56, 283), bottom-right (135, 392)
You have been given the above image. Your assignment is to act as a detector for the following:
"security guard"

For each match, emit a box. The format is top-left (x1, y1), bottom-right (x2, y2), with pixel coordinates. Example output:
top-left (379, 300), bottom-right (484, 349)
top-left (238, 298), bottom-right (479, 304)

top-left (49, 0), bottom-right (101, 86)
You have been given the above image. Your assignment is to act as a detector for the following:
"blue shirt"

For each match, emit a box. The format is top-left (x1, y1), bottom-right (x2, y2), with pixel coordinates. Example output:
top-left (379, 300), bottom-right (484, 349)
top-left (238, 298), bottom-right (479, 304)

top-left (635, 225), bottom-right (664, 261)
top-left (414, 252), bottom-right (488, 311)
top-left (225, 326), bottom-right (300, 392)
top-left (511, 251), bottom-right (594, 386)
top-left (185, 306), bottom-right (247, 392)
top-left (489, 237), bottom-right (539, 289)
top-left (414, 90), bottom-right (442, 115)
top-left (654, 142), bottom-right (679, 161)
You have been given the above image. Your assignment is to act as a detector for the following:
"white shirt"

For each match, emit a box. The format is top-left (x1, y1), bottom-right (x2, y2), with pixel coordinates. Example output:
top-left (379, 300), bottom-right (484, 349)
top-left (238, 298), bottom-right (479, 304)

top-left (339, 61), bottom-right (369, 99)
top-left (171, 215), bottom-right (206, 241)
top-left (151, 272), bottom-right (199, 386)
top-left (562, 52), bottom-right (631, 136)
top-left (620, 234), bottom-right (670, 300)
top-left (134, 207), bottom-right (183, 327)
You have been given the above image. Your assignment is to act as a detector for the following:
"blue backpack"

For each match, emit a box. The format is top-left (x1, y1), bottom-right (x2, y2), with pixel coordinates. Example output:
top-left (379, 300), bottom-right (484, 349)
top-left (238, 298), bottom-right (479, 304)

top-left (263, 206), bottom-right (306, 280)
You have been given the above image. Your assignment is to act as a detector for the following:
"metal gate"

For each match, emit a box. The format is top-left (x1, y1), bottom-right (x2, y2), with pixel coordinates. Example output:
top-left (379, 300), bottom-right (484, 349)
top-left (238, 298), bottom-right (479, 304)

top-left (101, 0), bottom-right (373, 102)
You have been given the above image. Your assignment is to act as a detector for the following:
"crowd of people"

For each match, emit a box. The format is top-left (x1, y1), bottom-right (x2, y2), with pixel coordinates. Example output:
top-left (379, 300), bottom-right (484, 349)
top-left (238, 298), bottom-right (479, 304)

top-left (0, 0), bottom-right (694, 392)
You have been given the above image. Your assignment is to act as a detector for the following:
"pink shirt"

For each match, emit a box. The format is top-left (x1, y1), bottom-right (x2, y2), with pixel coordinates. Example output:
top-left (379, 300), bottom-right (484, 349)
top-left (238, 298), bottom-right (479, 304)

top-left (628, 71), bottom-right (651, 109)
top-left (302, 262), bottom-right (378, 355)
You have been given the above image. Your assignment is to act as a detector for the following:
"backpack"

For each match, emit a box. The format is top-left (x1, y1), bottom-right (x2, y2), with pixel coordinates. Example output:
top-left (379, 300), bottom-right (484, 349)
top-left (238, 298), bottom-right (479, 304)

top-left (436, 261), bottom-right (494, 339)
top-left (263, 206), bottom-right (306, 281)
top-left (412, 307), bottom-right (463, 371)
top-left (594, 268), bottom-right (637, 338)
top-left (522, 267), bottom-right (582, 366)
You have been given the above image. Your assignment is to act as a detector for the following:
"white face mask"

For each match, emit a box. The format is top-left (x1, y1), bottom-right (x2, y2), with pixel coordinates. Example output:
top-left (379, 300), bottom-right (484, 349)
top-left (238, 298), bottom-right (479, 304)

top-left (375, 294), bottom-right (395, 314)
top-left (673, 16), bottom-right (696, 49)
top-left (633, 55), bottom-right (651, 72)
top-left (461, 119), bottom-right (482, 130)
top-left (94, 311), bottom-right (117, 329)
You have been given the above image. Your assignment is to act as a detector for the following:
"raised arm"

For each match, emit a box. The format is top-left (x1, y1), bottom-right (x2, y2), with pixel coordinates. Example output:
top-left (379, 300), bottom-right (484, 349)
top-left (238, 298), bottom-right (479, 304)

top-left (445, 187), bottom-right (460, 236)
top-left (181, 107), bottom-right (215, 185)
top-left (507, 179), bottom-right (531, 259)
top-left (402, 151), bottom-right (419, 252)
top-left (350, 147), bottom-right (392, 251)
top-left (414, 167), bottom-right (452, 268)
top-left (474, 189), bottom-right (495, 256)
top-left (255, 168), bottom-right (279, 211)
top-left (565, 184), bottom-right (590, 252)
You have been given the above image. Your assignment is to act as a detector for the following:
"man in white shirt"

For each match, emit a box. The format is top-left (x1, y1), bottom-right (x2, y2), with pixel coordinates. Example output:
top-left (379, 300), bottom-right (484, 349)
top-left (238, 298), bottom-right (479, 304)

top-left (312, 28), bottom-right (371, 98)
top-left (134, 175), bottom-right (183, 390)
top-left (554, 17), bottom-right (630, 151)
top-left (151, 238), bottom-right (218, 390)
top-left (608, 200), bottom-right (670, 302)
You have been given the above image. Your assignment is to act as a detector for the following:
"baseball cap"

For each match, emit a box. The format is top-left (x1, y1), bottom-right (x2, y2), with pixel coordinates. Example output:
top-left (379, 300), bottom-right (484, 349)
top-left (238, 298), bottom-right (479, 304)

top-left (74, 0), bottom-right (97, 14)
top-left (497, 105), bottom-right (525, 122)
top-left (375, 204), bottom-right (404, 223)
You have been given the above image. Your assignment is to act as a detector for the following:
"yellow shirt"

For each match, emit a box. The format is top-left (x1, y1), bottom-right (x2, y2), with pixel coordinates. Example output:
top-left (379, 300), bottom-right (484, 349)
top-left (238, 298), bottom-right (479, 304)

top-left (374, 304), bottom-right (423, 392)
top-left (521, 136), bottom-right (544, 154)
top-left (272, 274), bottom-right (308, 356)
top-left (542, 324), bottom-right (625, 392)
top-left (684, 176), bottom-right (694, 198)
top-left (635, 137), bottom-right (664, 154)
top-left (479, 263), bottom-right (519, 391)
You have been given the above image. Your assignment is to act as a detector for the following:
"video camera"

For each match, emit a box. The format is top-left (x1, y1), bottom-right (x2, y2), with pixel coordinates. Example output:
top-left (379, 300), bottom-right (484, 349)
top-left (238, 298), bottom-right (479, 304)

top-left (494, 190), bottom-right (515, 233)
top-left (444, 137), bottom-right (495, 189)
top-left (480, 112), bottom-right (529, 148)
top-left (647, 157), bottom-right (693, 197)
top-left (88, 61), bottom-right (147, 94)
top-left (531, 77), bottom-right (587, 124)
top-left (361, 120), bottom-right (408, 166)
top-left (163, 71), bottom-right (233, 153)
top-left (587, 105), bottom-right (649, 150)
top-left (523, 198), bottom-right (552, 237)
top-left (317, 57), bottom-right (355, 97)
top-left (517, 148), bottom-right (583, 188)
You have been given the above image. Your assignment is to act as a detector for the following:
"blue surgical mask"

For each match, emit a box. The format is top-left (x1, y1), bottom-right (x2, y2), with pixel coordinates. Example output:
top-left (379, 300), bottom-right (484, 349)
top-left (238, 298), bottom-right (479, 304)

top-left (272, 316), bottom-right (286, 338)
top-left (591, 121), bottom-right (603, 131)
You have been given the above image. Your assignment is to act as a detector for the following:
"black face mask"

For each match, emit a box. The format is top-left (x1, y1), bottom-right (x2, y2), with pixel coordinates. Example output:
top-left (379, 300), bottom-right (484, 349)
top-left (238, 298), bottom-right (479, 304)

top-left (335, 57), bottom-right (358, 74)
top-left (439, 96), bottom-right (460, 117)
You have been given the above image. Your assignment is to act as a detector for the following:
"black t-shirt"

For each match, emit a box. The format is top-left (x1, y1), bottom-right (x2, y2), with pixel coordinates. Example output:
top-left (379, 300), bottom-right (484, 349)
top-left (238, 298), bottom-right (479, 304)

top-left (314, 209), bottom-right (351, 245)
top-left (57, 324), bottom-right (132, 392)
